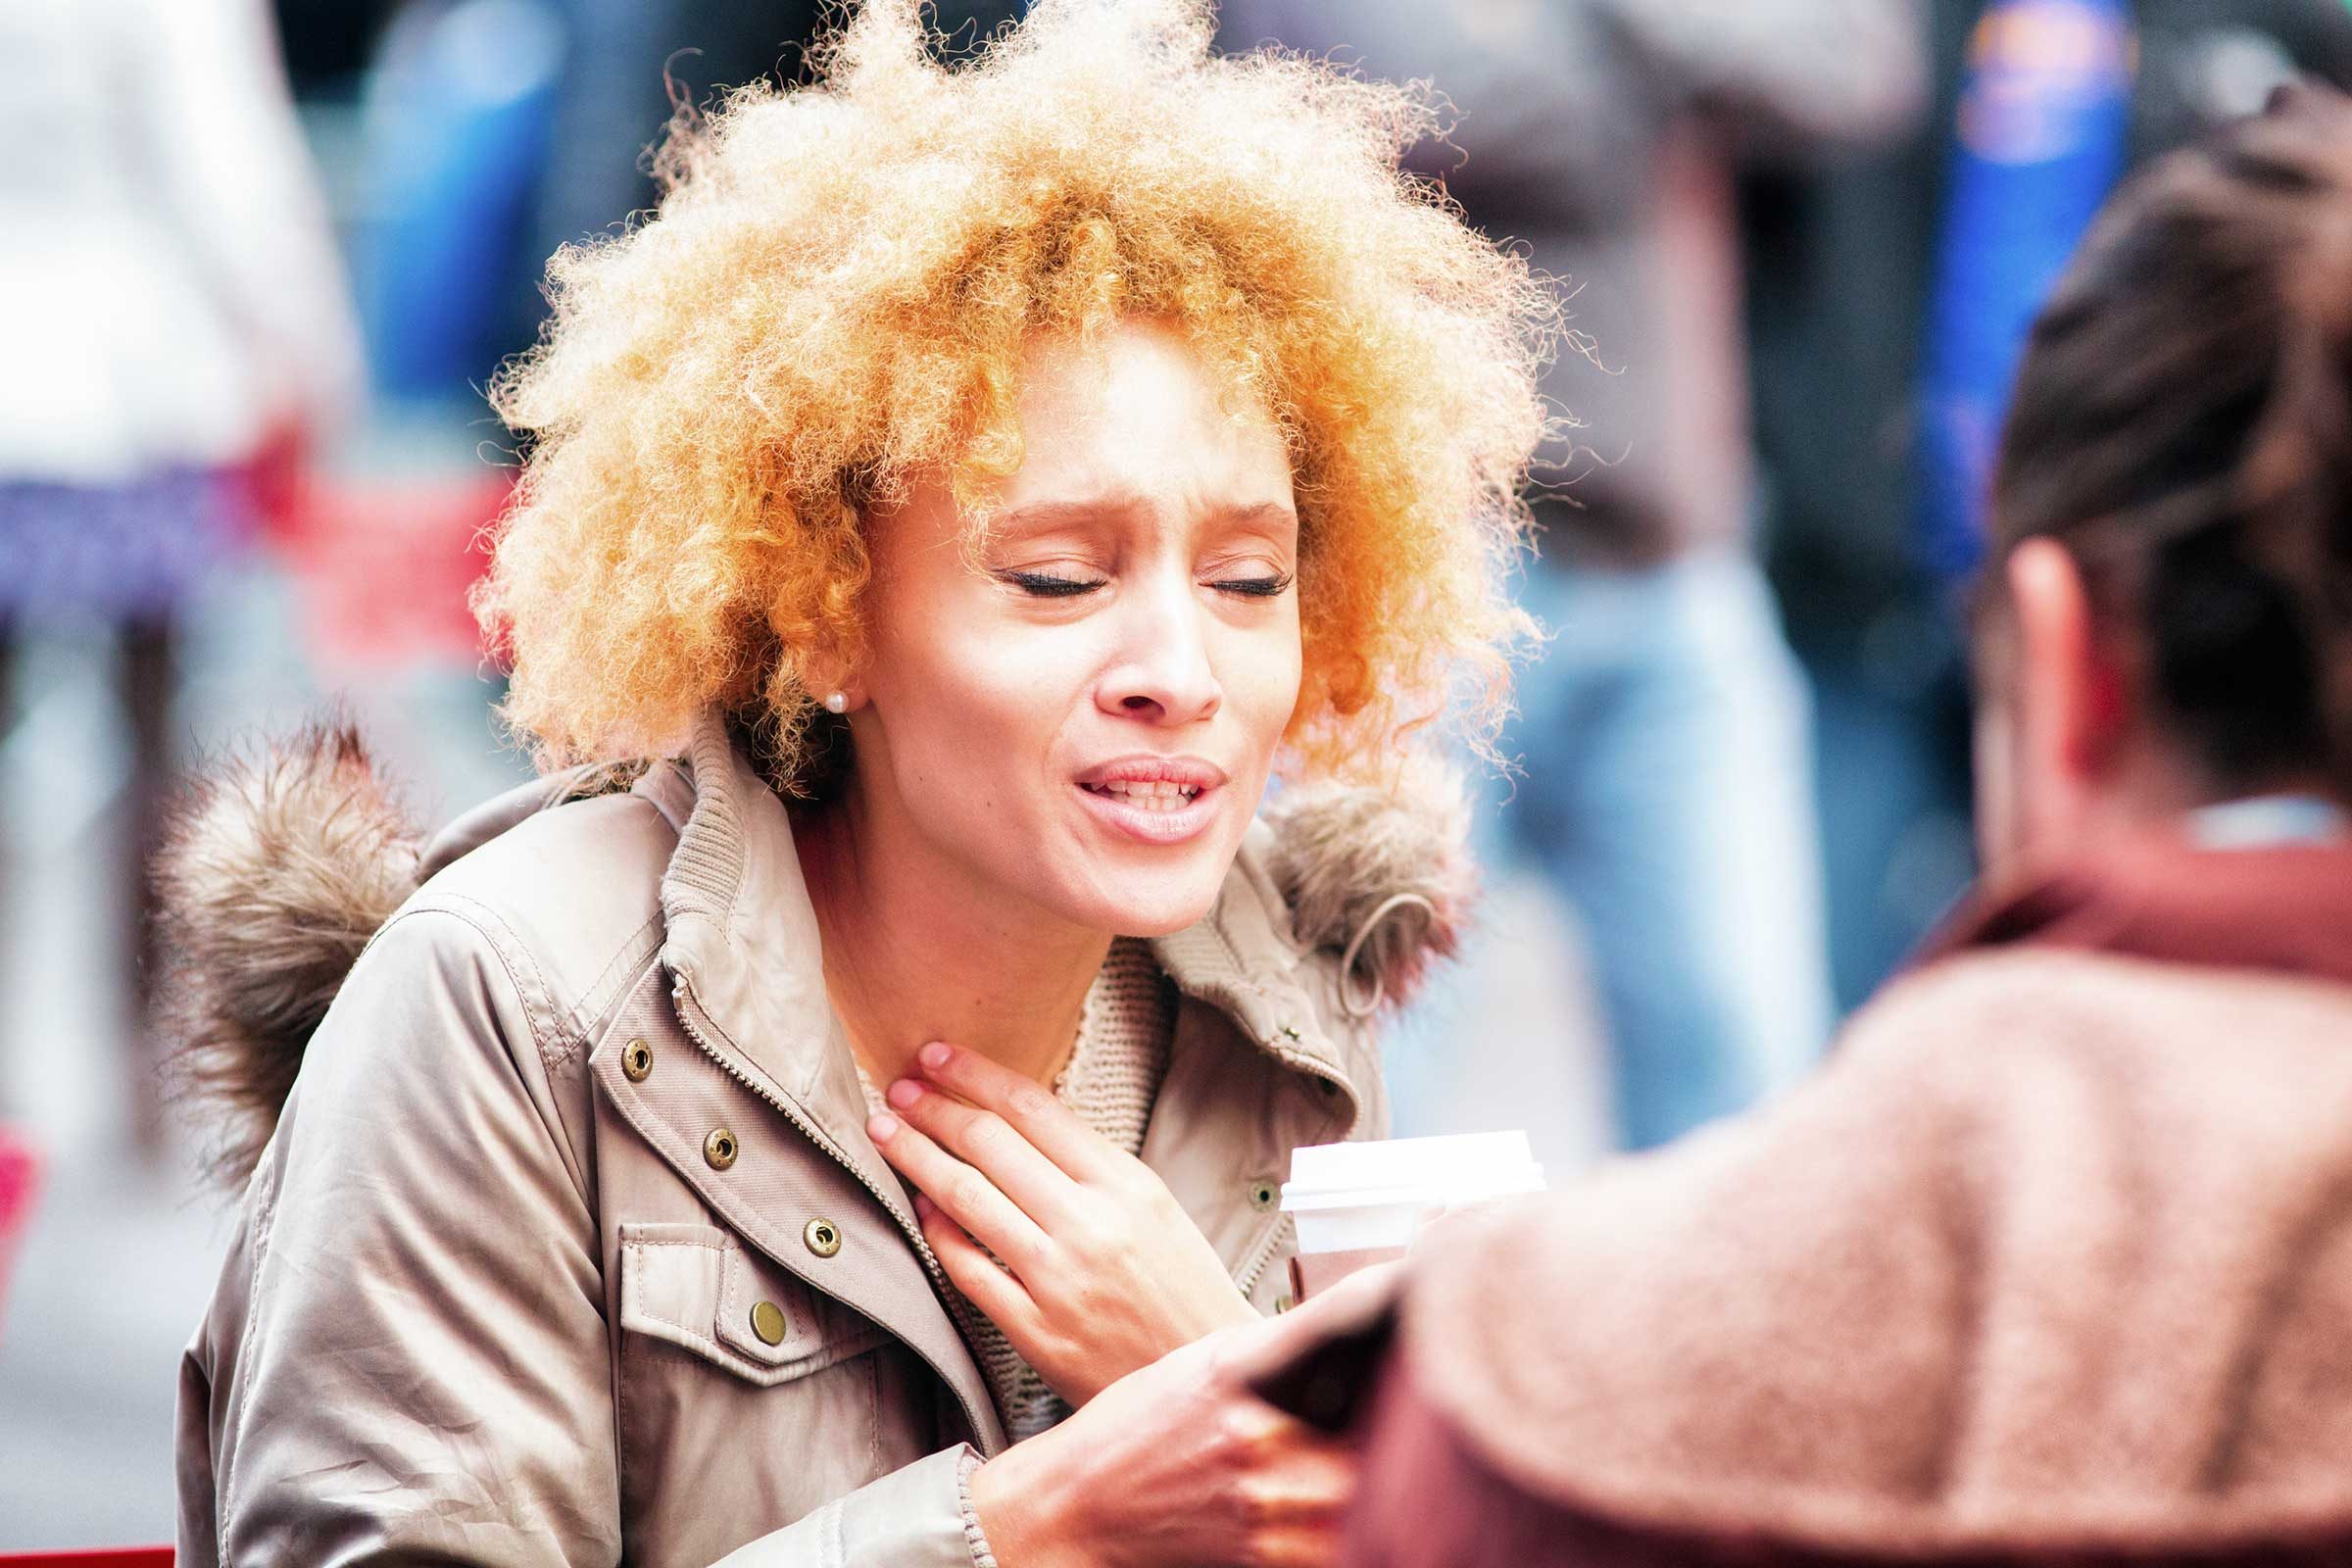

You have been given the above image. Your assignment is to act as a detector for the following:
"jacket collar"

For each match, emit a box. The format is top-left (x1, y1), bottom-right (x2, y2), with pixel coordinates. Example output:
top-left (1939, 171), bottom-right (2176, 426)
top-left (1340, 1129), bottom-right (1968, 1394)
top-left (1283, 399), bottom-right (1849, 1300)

top-left (1918, 832), bottom-right (2352, 988)
top-left (647, 712), bottom-right (1360, 1160)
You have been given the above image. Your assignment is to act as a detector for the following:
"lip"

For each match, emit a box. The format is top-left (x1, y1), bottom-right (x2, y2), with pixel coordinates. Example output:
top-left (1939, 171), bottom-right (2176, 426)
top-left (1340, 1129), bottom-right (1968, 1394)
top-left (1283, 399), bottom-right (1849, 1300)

top-left (1073, 755), bottom-right (1229, 847)
top-left (1075, 755), bottom-right (1229, 791)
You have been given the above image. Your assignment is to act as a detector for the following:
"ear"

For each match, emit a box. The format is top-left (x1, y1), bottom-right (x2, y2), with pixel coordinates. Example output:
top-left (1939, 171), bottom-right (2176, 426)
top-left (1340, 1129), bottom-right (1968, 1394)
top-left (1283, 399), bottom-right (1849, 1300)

top-left (2003, 537), bottom-right (2127, 849)
top-left (792, 648), bottom-right (865, 716)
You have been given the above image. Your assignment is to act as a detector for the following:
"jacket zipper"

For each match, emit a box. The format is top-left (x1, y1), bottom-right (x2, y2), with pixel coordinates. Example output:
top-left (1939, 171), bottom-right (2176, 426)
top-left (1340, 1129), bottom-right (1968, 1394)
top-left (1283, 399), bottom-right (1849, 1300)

top-left (670, 977), bottom-right (1001, 1450)
top-left (1234, 1212), bottom-right (1294, 1302)
top-left (1231, 1044), bottom-right (1358, 1304)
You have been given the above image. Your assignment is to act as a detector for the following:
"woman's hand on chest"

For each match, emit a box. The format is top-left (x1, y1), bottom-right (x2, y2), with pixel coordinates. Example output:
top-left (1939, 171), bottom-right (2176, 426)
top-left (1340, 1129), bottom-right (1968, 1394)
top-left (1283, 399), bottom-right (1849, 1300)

top-left (868, 1040), bottom-right (1260, 1405)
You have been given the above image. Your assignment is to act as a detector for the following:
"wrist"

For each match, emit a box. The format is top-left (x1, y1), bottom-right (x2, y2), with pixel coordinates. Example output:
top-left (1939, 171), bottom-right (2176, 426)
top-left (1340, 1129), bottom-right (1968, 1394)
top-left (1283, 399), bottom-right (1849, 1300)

top-left (970, 1443), bottom-right (1088, 1568)
top-left (1194, 1284), bottom-right (1262, 1342)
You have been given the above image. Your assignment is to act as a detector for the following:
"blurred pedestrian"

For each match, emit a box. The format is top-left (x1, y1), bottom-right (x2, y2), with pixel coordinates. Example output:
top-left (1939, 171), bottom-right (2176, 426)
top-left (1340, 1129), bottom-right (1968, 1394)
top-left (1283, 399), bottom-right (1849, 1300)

top-left (1748, 0), bottom-right (2352, 1009)
top-left (494, 0), bottom-right (1024, 366)
top-left (0, 0), bottom-right (363, 1144)
top-left (1222, 0), bottom-right (1926, 1150)
top-left (1258, 84), bottom-right (2352, 1568)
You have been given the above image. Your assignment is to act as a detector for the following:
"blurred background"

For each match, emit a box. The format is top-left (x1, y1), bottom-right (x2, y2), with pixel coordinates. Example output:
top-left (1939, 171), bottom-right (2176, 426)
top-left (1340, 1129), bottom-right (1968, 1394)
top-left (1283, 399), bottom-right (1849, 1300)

top-left (3, 0), bottom-right (2349, 1547)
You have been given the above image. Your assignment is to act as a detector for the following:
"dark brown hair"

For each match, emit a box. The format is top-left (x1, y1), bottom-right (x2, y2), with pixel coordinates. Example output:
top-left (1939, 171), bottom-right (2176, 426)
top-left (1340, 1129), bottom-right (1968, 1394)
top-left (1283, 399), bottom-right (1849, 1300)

top-left (1991, 83), bottom-right (2352, 797)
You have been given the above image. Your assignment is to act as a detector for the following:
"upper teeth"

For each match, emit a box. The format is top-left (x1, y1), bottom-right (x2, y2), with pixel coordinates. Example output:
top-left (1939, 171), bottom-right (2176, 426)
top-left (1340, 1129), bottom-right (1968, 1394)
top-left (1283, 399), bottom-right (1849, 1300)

top-left (1093, 780), bottom-right (1201, 810)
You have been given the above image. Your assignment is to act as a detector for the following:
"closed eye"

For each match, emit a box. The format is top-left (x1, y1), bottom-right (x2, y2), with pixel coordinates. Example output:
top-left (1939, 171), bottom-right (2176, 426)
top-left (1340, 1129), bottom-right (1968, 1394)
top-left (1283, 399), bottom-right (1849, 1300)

top-left (999, 569), bottom-right (1106, 598)
top-left (1212, 572), bottom-right (1294, 599)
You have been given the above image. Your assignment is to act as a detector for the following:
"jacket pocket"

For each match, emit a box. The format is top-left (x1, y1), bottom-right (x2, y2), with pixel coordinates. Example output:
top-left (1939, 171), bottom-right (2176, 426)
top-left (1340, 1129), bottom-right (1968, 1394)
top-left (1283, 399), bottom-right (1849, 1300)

top-left (617, 1221), bottom-right (888, 1388)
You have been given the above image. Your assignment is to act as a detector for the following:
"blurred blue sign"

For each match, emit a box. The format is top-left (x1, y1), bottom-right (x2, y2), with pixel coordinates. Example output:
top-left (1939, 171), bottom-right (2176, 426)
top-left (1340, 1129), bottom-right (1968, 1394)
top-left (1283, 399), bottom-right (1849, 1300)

top-left (1917, 0), bottom-right (2134, 584)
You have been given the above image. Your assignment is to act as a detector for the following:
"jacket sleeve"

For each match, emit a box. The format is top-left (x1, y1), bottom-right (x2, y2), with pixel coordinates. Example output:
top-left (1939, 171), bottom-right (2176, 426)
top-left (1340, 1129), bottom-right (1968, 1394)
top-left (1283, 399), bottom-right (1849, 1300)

top-left (1596, 0), bottom-right (1928, 161)
top-left (712, 1446), bottom-right (999, 1568)
top-left (183, 906), bottom-right (623, 1564)
top-left (181, 906), bottom-right (1003, 1568)
top-left (1221, 0), bottom-right (1922, 210)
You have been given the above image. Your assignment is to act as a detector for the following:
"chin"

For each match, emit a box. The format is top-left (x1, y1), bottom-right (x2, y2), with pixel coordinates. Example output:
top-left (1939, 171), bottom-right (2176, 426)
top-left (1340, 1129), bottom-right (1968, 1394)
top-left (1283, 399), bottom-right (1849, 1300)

top-left (1102, 897), bottom-right (1217, 940)
top-left (1060, 857), bottom-right (1231, 939)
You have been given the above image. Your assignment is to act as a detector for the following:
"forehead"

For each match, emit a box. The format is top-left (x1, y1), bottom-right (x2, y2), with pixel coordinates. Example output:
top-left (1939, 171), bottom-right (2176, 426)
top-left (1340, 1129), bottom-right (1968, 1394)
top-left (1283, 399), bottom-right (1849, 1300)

top-left (995, 320), bottom-right (1295, 519)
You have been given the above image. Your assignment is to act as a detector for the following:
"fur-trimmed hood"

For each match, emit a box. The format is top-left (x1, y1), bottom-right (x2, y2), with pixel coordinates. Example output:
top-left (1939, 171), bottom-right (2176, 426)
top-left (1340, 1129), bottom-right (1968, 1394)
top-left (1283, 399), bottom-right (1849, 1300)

top-left (153, 716), bottom-right (1472, 1183)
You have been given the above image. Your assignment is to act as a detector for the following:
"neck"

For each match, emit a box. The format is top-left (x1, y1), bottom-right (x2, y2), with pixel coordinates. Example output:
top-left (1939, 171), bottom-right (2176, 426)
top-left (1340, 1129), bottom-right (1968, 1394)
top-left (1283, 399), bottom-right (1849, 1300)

top-left (2107, 748), bottom-right (2352, 842)
top-left (1997, 762), bottom-right (2352, 891)
top-left (791, 792), bottom-right (1111, 1090)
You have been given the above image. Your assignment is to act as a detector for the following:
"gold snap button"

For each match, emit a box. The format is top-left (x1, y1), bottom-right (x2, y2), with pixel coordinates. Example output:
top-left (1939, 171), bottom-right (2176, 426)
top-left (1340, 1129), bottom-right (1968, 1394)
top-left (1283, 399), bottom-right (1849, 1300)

top-left (804, 1217), bottom-right (843, 1258)
top-left (620, 1038), bottom-right (653, 1082)
top-left (703, 1128), bottom-right (739, 1170)
top-left (1248, 1181), bottom-right (1279, 1212)
top-left (749, 1298), bottom-right (788, 1347)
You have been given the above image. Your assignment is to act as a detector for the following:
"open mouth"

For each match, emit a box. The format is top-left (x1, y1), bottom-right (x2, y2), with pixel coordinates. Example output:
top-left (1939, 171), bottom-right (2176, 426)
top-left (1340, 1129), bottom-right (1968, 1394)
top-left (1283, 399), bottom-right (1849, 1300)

top-left (1072, 757), bottom-right (1227, 845)
top-left (1078, 780), bottom-right (1204, 814)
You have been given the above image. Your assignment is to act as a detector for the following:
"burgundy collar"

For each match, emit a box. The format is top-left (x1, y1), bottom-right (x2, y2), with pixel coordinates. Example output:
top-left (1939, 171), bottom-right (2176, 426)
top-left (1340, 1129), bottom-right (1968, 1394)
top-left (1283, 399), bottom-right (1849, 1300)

top-left (1918, 839), bottom-right (2352, 987)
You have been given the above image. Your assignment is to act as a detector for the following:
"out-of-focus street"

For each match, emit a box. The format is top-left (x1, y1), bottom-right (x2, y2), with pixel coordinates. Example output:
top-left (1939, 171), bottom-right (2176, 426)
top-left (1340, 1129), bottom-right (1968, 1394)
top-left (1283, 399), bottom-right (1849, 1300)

top-left (9, 0), bottom-right (2352, 1549)
top-left (0, 548), bottom-right (528, 1543)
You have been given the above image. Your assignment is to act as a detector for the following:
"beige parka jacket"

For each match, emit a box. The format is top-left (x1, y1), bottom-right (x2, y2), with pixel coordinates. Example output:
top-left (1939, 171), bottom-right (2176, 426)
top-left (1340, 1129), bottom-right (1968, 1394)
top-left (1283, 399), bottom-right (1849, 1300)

top-left (162, 711), bottom-right (1461, 1567)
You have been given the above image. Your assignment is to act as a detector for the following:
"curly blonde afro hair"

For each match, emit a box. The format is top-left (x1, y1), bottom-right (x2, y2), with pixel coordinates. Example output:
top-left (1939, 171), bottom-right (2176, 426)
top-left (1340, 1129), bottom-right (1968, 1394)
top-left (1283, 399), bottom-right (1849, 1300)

top-left (477, 0), bottom-right (1557, 790)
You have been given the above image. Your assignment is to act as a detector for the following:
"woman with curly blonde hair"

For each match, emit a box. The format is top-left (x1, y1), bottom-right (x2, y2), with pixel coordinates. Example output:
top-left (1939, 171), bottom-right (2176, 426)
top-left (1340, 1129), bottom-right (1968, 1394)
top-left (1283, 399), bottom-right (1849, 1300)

top-left (162, 3), bottom-right (1552, 1563)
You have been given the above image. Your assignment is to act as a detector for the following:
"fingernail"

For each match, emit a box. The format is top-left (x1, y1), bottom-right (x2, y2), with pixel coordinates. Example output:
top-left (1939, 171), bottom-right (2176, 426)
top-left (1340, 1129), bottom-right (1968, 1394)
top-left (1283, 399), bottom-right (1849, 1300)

top-left (886, 1079), bottom-right (922, 1109)
top-left (868, 1113), bottom-right (900, 1142)
top-left (919, 1041), bottom-right (953, 1070)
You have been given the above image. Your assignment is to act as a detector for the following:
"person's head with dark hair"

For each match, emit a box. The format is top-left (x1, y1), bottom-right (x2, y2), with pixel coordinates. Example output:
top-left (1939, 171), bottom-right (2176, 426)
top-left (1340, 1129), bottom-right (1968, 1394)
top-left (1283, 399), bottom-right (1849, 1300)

top-left (1977, 82), bottom-right (2352, 877)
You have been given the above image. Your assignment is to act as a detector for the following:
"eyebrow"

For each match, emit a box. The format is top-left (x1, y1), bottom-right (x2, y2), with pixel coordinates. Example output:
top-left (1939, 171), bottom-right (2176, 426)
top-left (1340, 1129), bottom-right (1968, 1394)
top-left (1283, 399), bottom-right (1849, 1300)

top-left (992, 493), bottom-right (1298, 532)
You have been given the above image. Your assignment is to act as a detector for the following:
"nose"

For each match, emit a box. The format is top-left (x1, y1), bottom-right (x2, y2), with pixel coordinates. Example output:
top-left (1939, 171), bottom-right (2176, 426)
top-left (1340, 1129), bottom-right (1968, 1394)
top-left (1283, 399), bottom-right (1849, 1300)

top-left (1096, 571), bottom-right (1222, 726)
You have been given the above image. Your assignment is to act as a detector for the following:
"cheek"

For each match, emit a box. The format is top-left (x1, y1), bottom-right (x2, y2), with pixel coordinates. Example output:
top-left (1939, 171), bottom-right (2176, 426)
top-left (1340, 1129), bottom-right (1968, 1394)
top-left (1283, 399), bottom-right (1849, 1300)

top-left (1226, 613), bottom-right (1303, 743)
top-left (872, 622), bottom-right (1087, 790)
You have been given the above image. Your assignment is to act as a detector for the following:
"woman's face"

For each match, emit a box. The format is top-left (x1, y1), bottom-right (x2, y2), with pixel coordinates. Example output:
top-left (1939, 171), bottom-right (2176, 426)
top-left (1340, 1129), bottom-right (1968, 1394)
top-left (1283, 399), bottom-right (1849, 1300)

top-left (844, 319), bottom-right (1302, 937)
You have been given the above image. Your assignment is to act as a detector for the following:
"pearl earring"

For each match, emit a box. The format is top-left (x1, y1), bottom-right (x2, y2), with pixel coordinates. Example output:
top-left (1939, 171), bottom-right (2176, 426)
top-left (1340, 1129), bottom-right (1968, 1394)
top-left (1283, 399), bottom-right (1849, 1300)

top-left (823, 691), bottom-right (848, 715)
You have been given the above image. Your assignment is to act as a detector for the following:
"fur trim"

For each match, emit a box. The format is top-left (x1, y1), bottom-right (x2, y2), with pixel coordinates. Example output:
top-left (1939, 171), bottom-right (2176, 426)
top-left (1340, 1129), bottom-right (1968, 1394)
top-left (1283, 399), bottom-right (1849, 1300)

top-left (151, 719), bottom-right (425, 1187)
top-left (151, 717), bottom-right (1474, 1186)
top-left (1261, 756), bottom-right (1474, 1014)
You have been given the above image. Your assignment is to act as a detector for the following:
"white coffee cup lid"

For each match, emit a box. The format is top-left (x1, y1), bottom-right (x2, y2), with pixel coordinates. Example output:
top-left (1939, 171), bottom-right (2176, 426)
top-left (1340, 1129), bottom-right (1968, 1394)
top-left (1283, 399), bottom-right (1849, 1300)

top-left (1281, 1130), bottom-right (1544, 1215)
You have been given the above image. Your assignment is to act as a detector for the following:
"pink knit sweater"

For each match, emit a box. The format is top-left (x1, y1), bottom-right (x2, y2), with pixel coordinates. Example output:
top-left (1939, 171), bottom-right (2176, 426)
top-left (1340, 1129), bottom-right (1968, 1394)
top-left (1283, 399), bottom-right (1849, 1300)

top-left (1261, 840), bottom-right (2352, 1567)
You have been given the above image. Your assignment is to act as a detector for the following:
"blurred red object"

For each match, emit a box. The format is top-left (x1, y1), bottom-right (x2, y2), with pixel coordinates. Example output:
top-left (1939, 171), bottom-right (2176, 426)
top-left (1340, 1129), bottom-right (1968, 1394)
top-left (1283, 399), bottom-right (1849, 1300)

top-left (264, 468), bottom-right (512, 671)
top-left (0, 1552), bottom-right (172, 1566)
top-left (232, 416), bottom-right (312, 546)
top-left (0, 1127), bottom-right (40, 1322)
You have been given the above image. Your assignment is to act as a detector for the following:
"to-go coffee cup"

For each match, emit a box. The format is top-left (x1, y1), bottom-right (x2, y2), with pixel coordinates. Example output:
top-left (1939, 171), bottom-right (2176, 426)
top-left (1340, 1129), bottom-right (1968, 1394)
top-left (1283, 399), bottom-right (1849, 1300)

top-left (1280, 1131), bottom-right (1545, 1303)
